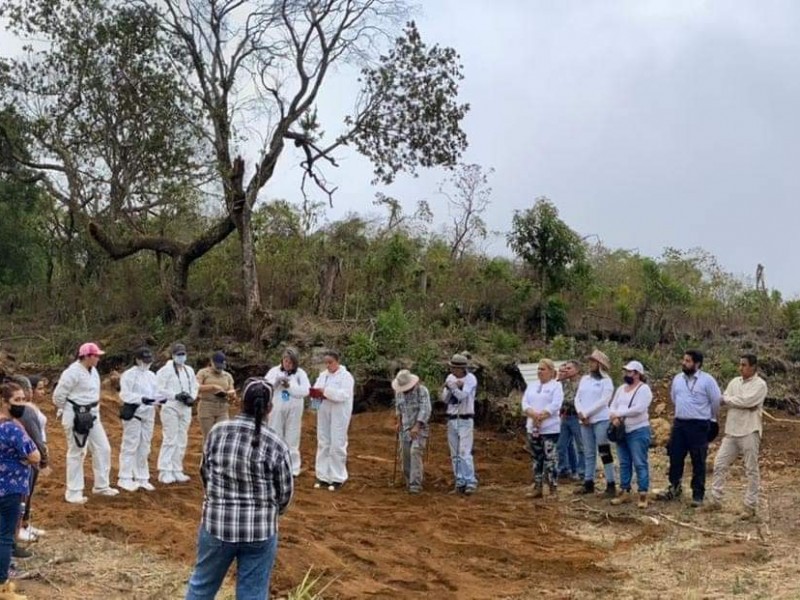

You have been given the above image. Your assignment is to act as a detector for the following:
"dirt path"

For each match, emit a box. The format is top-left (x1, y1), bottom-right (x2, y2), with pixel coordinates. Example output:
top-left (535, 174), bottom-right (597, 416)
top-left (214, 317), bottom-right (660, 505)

top-left (15, 396), bottom-right (800, 599)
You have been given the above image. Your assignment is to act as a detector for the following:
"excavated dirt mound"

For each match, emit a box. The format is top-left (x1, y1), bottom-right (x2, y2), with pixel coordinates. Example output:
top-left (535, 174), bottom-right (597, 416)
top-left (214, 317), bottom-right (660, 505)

top-left (32, 394), bottom-right (612, 599)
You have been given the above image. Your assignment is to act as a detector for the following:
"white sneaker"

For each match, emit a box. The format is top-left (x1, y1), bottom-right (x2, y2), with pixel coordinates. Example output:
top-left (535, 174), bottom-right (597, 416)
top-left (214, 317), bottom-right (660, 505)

top-left (159, 472), bottom-right (176, 484)
top-left (65, 495), bottom-right (88, 504)
top-left (117, 480), bottom-right (139, 492)
top-left (92, 487), bottom-right (120, 497)
top-left (174, 472), bottom-right (191, 483)
top-left (17, 526), bottom-right (38, 542)
top-left (137, 481), bottom-right (155, 492)
top-left (28, 526), bottom-right (45, 537)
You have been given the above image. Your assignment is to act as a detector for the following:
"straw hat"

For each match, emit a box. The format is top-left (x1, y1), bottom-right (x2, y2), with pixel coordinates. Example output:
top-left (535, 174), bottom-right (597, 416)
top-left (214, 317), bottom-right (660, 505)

top-left (586, 349), bottom-right (611, 372)
top-left (392, 369), bottom-right (420, 393)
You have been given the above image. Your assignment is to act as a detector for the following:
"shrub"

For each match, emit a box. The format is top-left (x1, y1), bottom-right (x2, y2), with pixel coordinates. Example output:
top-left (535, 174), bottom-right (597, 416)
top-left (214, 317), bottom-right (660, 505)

top-left (786, 329), bottom-right (800, 361)
top-left (374, 298), bottom-right (412, 357)
top-left (489, 327), bottom-right (520, 355)
top-left (346, 331), bottom-right (378, 365)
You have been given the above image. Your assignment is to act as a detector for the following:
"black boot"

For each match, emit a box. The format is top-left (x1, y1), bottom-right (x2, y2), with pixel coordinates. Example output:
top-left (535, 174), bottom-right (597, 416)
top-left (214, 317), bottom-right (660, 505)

top-left (656, 484), bottom-right (682, 501)
top-left (573, 480), bottom-right (595, 495)
top-left (604, 482), bottom-right (617, 498)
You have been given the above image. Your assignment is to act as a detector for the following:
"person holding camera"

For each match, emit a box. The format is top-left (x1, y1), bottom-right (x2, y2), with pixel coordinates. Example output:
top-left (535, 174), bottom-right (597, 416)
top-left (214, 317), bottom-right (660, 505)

top-left (157, 343), bottom-right (198, 485)
top-left (265, 347), bottom-right (310, 478)
top-left (197, 352), bottom-right (236, 442)
top-left (118, 347), bottom-right (163, 492)
top-left (53, 342), bottom-right (118, 503)
top-left (442, 353), bottom-right (479, 495)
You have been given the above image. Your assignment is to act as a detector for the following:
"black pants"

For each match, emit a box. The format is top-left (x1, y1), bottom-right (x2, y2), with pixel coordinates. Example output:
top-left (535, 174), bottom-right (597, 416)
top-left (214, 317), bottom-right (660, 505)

top-left (22, 468), bottom-right (38, 523)
top-left (668, 419), bottom-right (710, 500)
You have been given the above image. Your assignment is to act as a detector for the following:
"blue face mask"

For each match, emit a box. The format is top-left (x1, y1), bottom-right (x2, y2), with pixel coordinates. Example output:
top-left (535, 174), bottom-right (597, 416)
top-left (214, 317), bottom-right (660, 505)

top-left (174, 354), bottom-right (187, 366)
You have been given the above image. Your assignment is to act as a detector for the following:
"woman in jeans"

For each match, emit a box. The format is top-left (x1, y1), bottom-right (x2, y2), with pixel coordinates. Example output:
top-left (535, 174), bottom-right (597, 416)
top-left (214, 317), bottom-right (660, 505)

top-left (521, 359), bottom-right (564, 498)
top-left (608, 361), bottom-right (653, 509)
top-left (0, 382), bottom-right (41, 600)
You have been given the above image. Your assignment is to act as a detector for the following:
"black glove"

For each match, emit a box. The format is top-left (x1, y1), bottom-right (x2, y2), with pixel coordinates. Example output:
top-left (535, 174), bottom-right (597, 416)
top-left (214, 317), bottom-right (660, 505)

top-left (141, 397), bottom-right (156, 406)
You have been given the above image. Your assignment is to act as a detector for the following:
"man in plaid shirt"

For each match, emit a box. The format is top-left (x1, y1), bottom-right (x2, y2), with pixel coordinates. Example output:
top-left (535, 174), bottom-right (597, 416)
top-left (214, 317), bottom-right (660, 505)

top-left (186, 378), bottom-right (293, 600)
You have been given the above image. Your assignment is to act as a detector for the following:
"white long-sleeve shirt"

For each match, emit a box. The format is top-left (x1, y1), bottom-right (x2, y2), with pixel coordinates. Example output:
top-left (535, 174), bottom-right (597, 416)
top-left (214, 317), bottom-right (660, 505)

top-left (442, 372), bottom-right (478, 416)
top-left (521, 379), bottom-right (563, 435)
top-left (609, 384), bottom-right (653, 433)
top-left (574, 374), bottom-right (614, 423)
top-left (156, 360), bottom-right (198, 404)
top-left (313, 366), bottom-right (354, 404)
top-left (53, 361), bottom-right (101, 409)
top-left (265, 366), bottom-right (311, 402)
top-left (120, 365), bottom-right (161, 421)
top-left (722, 375), bottom-right (768, 437)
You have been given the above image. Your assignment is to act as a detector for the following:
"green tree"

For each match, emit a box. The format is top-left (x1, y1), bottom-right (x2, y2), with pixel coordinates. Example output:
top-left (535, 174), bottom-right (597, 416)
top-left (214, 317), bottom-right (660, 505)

top-left (507, 197), bottom-right (587, 340)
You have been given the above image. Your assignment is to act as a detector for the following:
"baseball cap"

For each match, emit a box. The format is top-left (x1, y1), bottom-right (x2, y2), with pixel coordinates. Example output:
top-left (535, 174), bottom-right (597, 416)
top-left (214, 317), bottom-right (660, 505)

top-left (135, 346), bottom-right (154, 361)
top-left (623, 360), bottom-right (645, 374)
top-left (78, 342), bottom-right (105, 358)
top-left (212, 351), bottom-right (226, 366)
top-left (171, 342), bottom-right (187, 355)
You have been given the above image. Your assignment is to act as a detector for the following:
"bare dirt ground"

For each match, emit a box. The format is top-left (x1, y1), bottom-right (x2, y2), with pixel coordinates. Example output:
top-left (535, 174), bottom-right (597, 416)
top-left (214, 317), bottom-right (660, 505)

top-left (12, 392), bottom-right (800, 599)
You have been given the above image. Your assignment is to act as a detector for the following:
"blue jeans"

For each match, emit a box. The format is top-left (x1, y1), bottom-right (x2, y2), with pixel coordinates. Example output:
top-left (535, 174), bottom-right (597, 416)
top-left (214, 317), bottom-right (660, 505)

top-left (447, 419), bottom-right (478, 489)
top-left (580, 420), bottom-right (616, 484)
top-left (0, 494), bottom-right (21, 583)
top-left (615, 426), bottom-right (651, 492)
top-left (185, 525), bottom-right (279, 600)
top-left (557, 415), bottom-right (584, 477)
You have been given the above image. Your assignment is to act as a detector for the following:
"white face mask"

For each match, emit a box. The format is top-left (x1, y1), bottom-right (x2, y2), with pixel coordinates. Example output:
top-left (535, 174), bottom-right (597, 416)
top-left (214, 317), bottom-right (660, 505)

top-left (174, 354), bottom-right (187, 366)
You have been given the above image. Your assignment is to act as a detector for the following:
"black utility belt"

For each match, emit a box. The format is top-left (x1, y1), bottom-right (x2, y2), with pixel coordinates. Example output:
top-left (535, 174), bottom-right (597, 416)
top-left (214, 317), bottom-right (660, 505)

top-left (447, 414), bottom-right (474, 420)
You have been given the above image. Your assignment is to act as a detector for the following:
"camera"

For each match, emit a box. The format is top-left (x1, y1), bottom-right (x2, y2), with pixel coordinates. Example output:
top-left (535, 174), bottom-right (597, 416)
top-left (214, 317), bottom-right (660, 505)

top-left (176, 391), bottom-right (195, 406)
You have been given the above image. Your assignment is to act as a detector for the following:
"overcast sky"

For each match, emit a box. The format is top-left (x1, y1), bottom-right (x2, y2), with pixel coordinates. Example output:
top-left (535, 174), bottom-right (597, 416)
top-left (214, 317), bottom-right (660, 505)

top-left (4, 1), bottom-right (798, 295)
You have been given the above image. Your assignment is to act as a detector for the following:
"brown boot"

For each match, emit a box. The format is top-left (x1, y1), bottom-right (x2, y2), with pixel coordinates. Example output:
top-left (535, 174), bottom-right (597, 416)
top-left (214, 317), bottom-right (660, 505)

top-left (549, 484), bottom-right (558, 497)
top-left (610, 489), bottom-right (633, 505)
top-left (0, 581), bottom-right (28, 600)
top-left (526, 483), bottom-right (543, 499)
top-left (637, 493), bottom-right (649, 509)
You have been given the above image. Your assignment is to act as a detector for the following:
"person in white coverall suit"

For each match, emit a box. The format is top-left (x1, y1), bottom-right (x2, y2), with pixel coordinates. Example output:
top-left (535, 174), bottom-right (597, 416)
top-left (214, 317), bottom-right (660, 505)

top-left (157, 342), bottom-right (198, 484)
top-left (265, 347), bottom-right (310, 477)
top-left (312, 350), bottom-right (354, 491)
top-left (53, 342), bottom-right (119, 504)
top-left (118, 346), bottom-right (164, 492)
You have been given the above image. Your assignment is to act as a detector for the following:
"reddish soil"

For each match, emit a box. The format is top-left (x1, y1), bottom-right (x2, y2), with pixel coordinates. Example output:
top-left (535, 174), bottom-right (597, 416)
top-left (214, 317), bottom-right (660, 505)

top-left (31, 394), bottom-right (613, 599)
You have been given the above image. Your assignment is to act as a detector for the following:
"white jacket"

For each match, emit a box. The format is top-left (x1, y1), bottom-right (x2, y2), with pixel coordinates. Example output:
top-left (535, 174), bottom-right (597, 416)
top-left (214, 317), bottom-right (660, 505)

top-left (521, 379), bottom-right (564, 435)
top-left (574, 374), bottom-right (614, 424)
top-left (265, 366), bottom-right (311, 402)
top-left (313, 366), bottom-right (354, 404)
top-left (53, 361), bottom-right (101, 409)
top-left (120, 365), bottom-right (161, 421)
top-left (156, 360), bottom-right (198, 406)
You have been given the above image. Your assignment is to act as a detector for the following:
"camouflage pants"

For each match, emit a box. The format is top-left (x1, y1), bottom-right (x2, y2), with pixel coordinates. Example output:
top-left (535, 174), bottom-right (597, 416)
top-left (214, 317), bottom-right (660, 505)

top-left (529, 433), bottom-right (559, 488)
top-left (402, 430), bottom-right (427, 491)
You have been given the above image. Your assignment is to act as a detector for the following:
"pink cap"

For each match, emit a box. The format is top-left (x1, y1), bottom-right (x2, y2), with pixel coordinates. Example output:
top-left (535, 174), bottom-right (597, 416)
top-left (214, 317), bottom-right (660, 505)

top-left (78, 342), bottom-right (105, 358)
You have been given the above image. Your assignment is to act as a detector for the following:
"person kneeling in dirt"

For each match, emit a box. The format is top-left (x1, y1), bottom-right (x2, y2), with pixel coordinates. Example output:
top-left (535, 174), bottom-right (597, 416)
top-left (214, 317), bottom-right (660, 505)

top-left (118, 347), bottom-right (163, 492)
top-left (53, 342), bottom-right (119, 503)
top-left (442, 353), bottom-right (479, 495)
top-left (157, 343), bottom-right (198, 484)
top-left (392, 369), bottom-right (432, 494)
top-left (703, 354), bottom-right (767, 520)
top-left (312, 350), bottom-right (355, 492)
top-left (522, 359), bottom-right (564, 498)
top-left (185, 378), bottom-right (293, 600)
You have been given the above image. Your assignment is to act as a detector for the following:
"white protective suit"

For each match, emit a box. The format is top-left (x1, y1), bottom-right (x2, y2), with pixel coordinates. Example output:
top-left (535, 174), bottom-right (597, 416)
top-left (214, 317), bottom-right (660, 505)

top-left (314, 365), bottom-right (355, 484)
top-left (118, 365), bottom-right (161, 489)
top-left (53, 361), bottom-right (113, 502)
top-left (265, 365), bottom-right (310, 476)
top-left (156, 360), bottom-right (198, 482)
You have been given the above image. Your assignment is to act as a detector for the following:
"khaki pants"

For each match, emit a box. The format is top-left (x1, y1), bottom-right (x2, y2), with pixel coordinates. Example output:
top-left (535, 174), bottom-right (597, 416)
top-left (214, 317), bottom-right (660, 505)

top-left (198, 400), bottom-right (230, 440)
top-left (710, 432), bottom-right (760, 509)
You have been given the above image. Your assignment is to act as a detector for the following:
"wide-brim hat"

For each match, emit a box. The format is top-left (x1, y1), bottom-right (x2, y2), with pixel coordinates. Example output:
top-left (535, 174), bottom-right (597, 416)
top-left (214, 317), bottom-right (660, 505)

top-left (392, 369), bottom-right (419, 393)
top-left (448, 353), bottom-right (469, 368)
top-left (586, 349), bottom-right (611, 372)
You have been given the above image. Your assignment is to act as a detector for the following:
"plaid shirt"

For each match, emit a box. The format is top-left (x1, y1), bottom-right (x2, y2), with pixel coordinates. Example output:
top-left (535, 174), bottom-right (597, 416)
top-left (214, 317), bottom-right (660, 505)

top-left (201, 415), bottom-right (293, 543)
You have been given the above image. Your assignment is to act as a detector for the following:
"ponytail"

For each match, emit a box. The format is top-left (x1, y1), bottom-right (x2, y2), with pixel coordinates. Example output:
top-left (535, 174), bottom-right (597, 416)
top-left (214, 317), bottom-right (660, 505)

top-left (241, 377), bottom-right (273, 449)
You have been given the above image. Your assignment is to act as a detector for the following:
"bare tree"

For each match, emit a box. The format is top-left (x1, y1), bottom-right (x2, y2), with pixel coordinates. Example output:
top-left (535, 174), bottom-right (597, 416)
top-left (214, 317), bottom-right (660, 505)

top-left (440, 163), bottom-right (493, 260)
